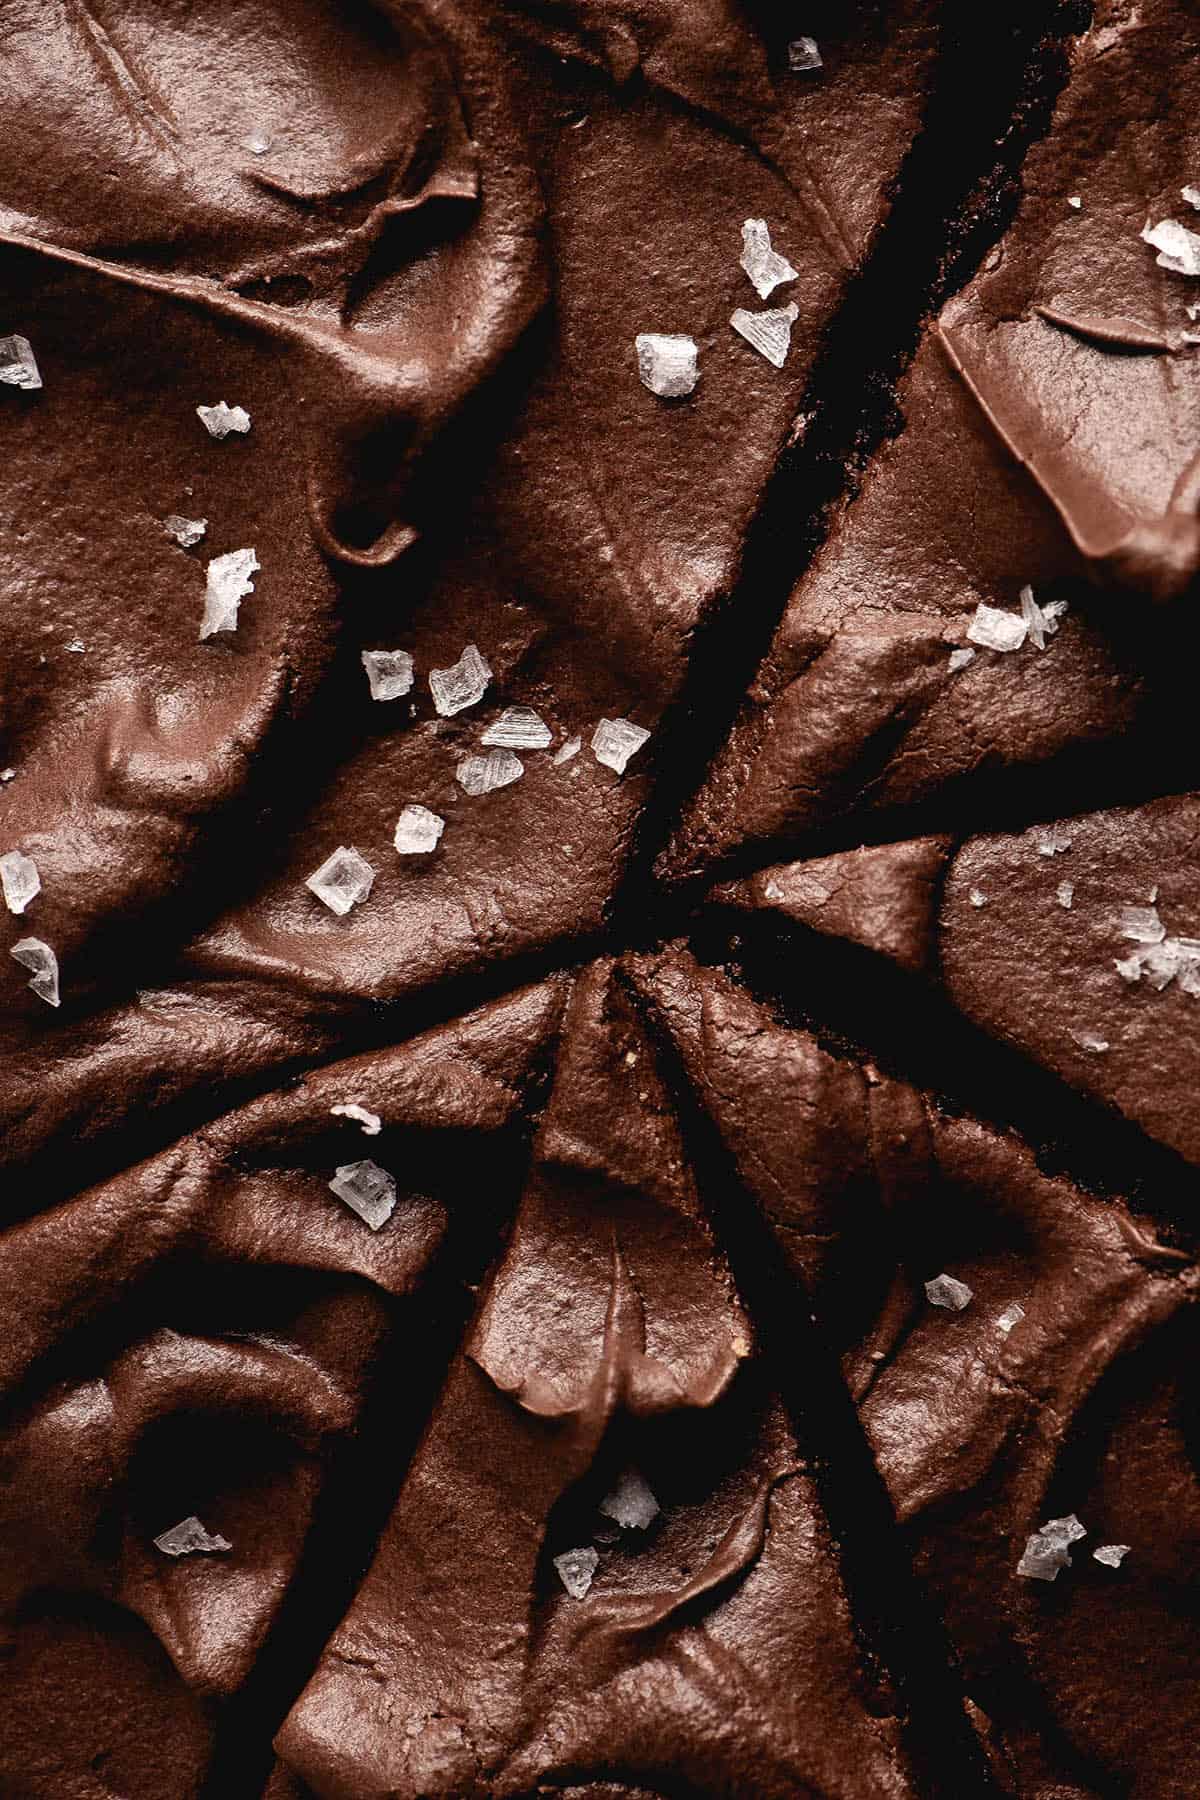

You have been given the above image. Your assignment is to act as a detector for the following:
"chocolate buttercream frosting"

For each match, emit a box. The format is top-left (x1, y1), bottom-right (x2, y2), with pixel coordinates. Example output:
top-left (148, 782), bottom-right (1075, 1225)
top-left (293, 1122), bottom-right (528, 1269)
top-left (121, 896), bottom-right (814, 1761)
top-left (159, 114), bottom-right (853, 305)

top-left (4, 3), bottom-right (1200, 1796)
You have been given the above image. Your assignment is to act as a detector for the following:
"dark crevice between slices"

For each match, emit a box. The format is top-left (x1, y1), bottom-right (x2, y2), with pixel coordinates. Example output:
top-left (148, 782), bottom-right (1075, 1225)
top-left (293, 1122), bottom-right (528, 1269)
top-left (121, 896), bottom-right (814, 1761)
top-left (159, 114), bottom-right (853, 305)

top-left (609, 0), bottom-right (1092, 936)
top-left (2, 914), bottom-right (607, 1234)
top-left (196, 1013), bottom-right (565, 1799)
top-left (688, 903), bottom-right (1200, 1254)
top-left (623, 964), bottom-right (999, 1800)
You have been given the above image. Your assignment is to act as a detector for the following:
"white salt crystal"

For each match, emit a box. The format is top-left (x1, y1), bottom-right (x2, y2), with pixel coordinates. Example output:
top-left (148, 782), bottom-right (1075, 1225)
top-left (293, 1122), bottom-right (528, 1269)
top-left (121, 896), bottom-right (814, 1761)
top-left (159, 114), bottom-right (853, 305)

top-left (196, 401), bottom-right (251, 438)
top-left (362, 649), bottom-right (414, 701)
top-left (788, 36), bottom-right (823, 71)
top-left (1141, 218), bottom-right (1200, 276)
top-left (1057, 880), bottom-right (1074, 908)
top-left (153, 1515), bottom-right (232, 1557)
top-left (1188, 303), bottom-right (1200, 320)
top-left (925, 1273), bottom-right (973, 1311)
top-left (305, 846), bottom-right (375, 916)
top-left (997, 1302), bottom-right (1025, 1334)
top-left (1019, 583), bottom-right (1058, 650)
top-left (201, 547), bottom-right (258, 639)
top-left (554, 1546), bottom-right (599, 1599)
top-left (1017, 1513), bottom-right (1086, 1582)
top-left (969, 887), bottom-right (987, 908)
top-left (600, 1468), bottom-right (660, 1530)
top-left (0, 769), bottom-right (13, 782)
top-left (740, 219), bottom-right (799, 300)
top-left (0, 334), bottom-right (42, 390)
top-left (635, 333), bottom-right (699, 399)
top-left (1042, 598), bottom-right (1069, 630)
top-left (456, 749), bottom-right (523, 796)
top-left (1115, 934), bottom-right (1200, 994)
top-left (164, 514), bottom-right (207, 548)
top-left (948, 647), bottom-right (975, 672)
top-left (65, 640), bottom-right (85, 653)
top-left (592, 717), bottom-right (650, 774)
top-left (0, 850), bottom-right (40, 914)
top-left (244, 131), bottom-right (273, 155)
top-left (1070, 1028), bottom-right (1109, 1053)
top-left (553, 734), bottom-right (582, 765)
top-left (1017, 1532), bottom-right (1071, 1581)
top-left (1093, 1543), bottom-right (1130, 1567)
top-left (1037, 824), bottom-right (1073, 856)
top-left (966, 602), bottom-right (1027, 653)
top-left (1183, 186), bottom-right (1200, 212)
top-left (481, 706), bottom-right (553, 750)
top-left (394, 804), bottom-right (444, 853)
top-left (329, 1158), bottom-right (396, 1230)
top-left (330, 1103), bottom-right (382, 1135)
top-left (1118, 904), bottom-right (1165, 944)
top-left (430, 644), bottom-right (491, 716)
top-left (731, 302), bottom-right (800, 368)
top-left (11, 937), bottom-right (58, 1007)
top-left (1068, 196), bottom-right (1082, 209)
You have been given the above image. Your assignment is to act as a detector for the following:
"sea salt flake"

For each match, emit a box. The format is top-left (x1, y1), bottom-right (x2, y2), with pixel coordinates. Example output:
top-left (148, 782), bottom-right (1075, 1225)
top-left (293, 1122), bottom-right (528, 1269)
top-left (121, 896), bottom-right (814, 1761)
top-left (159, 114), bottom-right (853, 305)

top-left (11, 937), bottom-right (58, 1007)
top-left (925, 1273), bottom-right (973, 1311)
top-left (196, 400), bottom-right (251, 438)
top-left (65, 639), bottom-right (85, 653)
top-left (329, 1158), bottom-right (396, 1230)
top-left (1017, 1533), bottom-right (1070, 1581)
top-left (0, 334), bottom-right (42, 390)
top-left (788, 35), bottom-right (823, 71)
top-left (0, 850), bottom-right (40, 915)
top-left (1183, 186), bottom-right (1200, 212)
top-left (731, 302), bottom-right (800, 368)
top-left (0, 769), bottom-right (14, 782)
top-left (1037, 824), bottom-right (1073, 856)
top-left (394, 804), bottom-right (445, 853)
top-left (600, 1468), bottom-right (660, 1530)
top-left (966, 602), bottom-right (1027, 653)
top-left (201, 547), bottom-right (258, 639)
top-left (1141, 218), bottom-right (1200, 276)
top-left (244, 131), bottom-right (273, 155)
top-left (482, 706), bottom-right (553, 750)
top-left (456, 749), bottom-right (523, 796)
top-left (164, 514), bottom-right (207, 548)
top-left (635, 332), bottom-right (699, 398)
top-left (1019, 583), bottom-right (1060, 650)
top-left (153, 1515), bottom-right (231, 1557)
top-left (1118, 903), bottom-right (1165, 944)
top-left (305, 846), bottom-right (375, 916)
top-left (948, 646), bottom-right (975, 672)
top-left (362, 649), bottom-right (414, 701)
top-left (1093, 1543), bottom-right (1130, 1567)
top-left (740, 218), bottom-right (799, 300)
top-left (969, 887), bottom-right (987, 908)
top-left (553, 734), bottom-right (582, 765)
top-left (330, 1103), bottom-right (382, 1135)
top-left (997, 1302), bottom-right (1025, 1334)
top-left (430, 643), bottom-right (492, 716)
top-left (554, 1546), bottom-right (599, 1599)
top-left (1057, 881), bottom-right (1074, 909)
top-left (1070, 1028), bottom-right (1109, 1053)
top-left (592, 717), bottom-right (650, 774)
top-left (1017, 1513), bottom-right (1086, 1582)
top-left (1068, 196), bottom-right (1082, 209)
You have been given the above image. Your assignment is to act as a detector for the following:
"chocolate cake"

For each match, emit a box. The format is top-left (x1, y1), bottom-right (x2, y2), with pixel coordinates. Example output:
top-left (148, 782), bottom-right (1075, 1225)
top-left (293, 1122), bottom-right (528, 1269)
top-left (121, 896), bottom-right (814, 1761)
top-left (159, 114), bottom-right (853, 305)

top-left (2, 2), bottom-right (1198, 1795)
